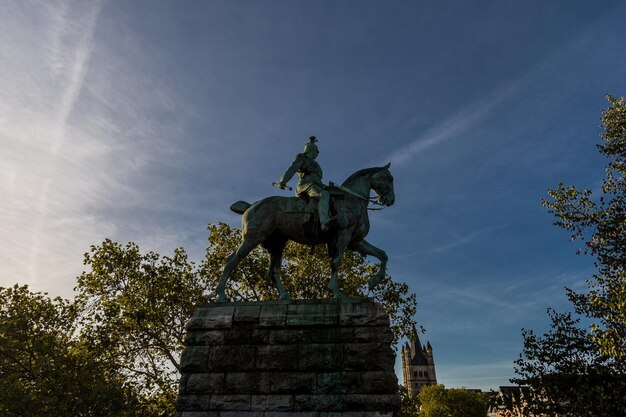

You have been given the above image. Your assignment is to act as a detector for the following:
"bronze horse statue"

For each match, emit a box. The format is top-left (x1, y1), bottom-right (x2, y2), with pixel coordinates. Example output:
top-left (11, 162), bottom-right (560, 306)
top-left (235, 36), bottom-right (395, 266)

top-left (216, 163), bottom-right (395, 302)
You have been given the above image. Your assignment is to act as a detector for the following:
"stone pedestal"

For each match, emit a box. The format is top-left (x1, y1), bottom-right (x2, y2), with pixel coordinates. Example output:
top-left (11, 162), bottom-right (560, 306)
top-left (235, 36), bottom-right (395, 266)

top-left (176, 299), bottom-right (400, 417)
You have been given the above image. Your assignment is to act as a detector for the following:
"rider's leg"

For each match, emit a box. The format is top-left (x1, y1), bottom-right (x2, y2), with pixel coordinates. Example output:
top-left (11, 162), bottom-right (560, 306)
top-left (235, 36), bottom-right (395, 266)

top-left (317, 189), bottom-right (335, 231)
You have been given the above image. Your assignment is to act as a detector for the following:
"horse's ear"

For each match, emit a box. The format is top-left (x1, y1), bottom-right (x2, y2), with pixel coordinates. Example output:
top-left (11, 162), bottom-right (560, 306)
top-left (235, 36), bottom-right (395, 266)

top-left (383, 162), bottom-right (391, 169)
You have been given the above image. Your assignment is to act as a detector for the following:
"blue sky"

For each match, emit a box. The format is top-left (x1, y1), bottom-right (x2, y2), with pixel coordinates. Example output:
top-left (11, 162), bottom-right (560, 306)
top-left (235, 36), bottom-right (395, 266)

top-left (2, 0), bottom-right (625, 390)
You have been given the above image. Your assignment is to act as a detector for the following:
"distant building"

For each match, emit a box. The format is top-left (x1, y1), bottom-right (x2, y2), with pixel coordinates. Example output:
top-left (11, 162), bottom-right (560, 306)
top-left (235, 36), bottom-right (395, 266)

top-left (401, 330), bottom-right (437, 396)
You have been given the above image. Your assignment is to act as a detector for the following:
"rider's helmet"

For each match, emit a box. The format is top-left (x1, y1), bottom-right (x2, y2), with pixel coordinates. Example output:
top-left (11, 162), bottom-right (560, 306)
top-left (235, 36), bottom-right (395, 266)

top-left (303, 136), bottom-right (318, 155)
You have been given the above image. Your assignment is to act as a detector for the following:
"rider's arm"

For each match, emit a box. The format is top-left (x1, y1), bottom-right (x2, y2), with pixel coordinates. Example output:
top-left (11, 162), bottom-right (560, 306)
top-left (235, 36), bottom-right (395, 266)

top-left (279, 156), bottom-right (303, 187)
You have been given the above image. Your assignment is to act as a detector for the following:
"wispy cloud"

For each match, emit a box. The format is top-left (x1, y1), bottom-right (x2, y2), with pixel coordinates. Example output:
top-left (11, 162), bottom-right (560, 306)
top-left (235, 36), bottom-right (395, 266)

top-left (395, 223), bottom-right (509, 258)
top-left (0, 0), bottom-right (193, 297)
top-left (385, 80), bottom-right (523, 166)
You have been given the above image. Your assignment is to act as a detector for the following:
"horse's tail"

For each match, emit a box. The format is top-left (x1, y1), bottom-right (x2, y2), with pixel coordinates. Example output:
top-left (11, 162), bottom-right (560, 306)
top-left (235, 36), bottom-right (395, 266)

top-left (230, 200), bottom-right (251, 215)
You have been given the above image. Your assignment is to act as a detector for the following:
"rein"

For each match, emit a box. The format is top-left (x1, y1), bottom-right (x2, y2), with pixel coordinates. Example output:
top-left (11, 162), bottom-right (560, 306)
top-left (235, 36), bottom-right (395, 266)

top-left (329, 182), bottom-right (388, 211)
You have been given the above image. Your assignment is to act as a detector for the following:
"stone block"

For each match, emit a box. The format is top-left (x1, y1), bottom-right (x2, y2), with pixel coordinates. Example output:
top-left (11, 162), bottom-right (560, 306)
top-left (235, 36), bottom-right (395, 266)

top-left (251, 395), bottom-right (293, 410)
top-left (208, 345), bottom-right (255, 371)
top-left (293, 395), bottom-right (342, 411)
top-left (313, 327), bottom-right (355, 343)
top-left (180, 346), bottom-right (210, 372)
top-left (176, 395), bottom-right (211, 411)
top-left (187, 306), bottom-right (235, 330)
top-left (224, 328), bottom-right (270, 345)
top-left (177, 300), bottom-right (400, 415)
top-left (269, 328), bottom-right (311, 344)
top-left (353, 327), bottom-right (392, 344)
top-left (270, 372), bottom-right (316, 394)
top-left (287, 303), bottom-right (338, 326)
top-left (234, 305), bottom-right (262, 322)
top-left (317, 372), bottom-right (361, 394)
top-left (359, 371), bottom-right (398, 394)
top-left (339, 302), bottom-right (388, 327)
top-left (299, 344), bottom-right (343, 371)
top-left (343, 344), bottom-right (394, 371)
top-left (225, 372), bottom-right (271, 394)
top-left (342, 395), bottom-right (400, 411)
top-left (256, 345), bottom-right (298, 370)
top-left (185, 330), bottom-right (225, 346)
top-left (178, 374), bottom-right (188, 394)
top-left (260, 304), bottom-right (287, 327)
top-left (186, 373), bottom-right (224, 395)
top-left (209, 394), bottom-right (252, 411)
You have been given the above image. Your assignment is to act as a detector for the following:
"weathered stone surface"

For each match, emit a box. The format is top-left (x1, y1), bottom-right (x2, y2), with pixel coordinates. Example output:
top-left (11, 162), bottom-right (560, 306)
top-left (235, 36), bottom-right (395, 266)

top-left (208, 345), bottom-right (255, 371)
top-left (270, 372), bottom-right (316, 394)
top-left (180, 412), bottom-right (219, 417)
top-left (259, 304), bottom-right (287, 327)
top-left (224, 372), bottom-right (271, 394)
top-left (343, 343), bottom-right (394, 371)
top-left (209, 394), bottom-right (252, 411)
top-left (317, 372), bottom-right (361, 394)
top-left (287, 303), bottom-right (338, 326)
top-left (359, 371), bottom-right (398, 394)
top-left (185, 330), bottom-right (225, 346)
top-left (251, 395), bottom-right (294, 411)
top-left (353, 327), bottom-right (392, 344)
top-left (234, 305), bottom-right (262, 322)
top-left (342, 395), bottom-right (400, 411)
top-left (187, 306), bottom-right (235, 330)
top-left (299, 344), bottom-right (343, 371)
top-left (176, 395), bottom-right (211, 411)
top-left (339, 302), bottom-right (388, 327)
top-left (294, 395), bottom-right (342, 411)
top-left (180, 346), bottom-right (210, 372)
top-left (256, 345), bottom-right (298, 370)
top-left (224, 328), bottom-right (270, 345)
top-left (186, 373), bottom-right (224, 395)
top-left (177, 300), bottom-right (400, 415)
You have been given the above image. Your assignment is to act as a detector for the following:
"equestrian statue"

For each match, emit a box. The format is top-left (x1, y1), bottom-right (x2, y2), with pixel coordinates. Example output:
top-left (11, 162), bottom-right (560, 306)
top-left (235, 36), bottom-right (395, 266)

top-left (216, 136), bottom-right (395, 302)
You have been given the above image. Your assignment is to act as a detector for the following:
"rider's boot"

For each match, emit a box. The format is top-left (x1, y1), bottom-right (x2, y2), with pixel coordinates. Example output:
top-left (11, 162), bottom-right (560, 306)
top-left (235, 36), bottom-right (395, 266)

top-left (319, 190), bottom-right (336, 232)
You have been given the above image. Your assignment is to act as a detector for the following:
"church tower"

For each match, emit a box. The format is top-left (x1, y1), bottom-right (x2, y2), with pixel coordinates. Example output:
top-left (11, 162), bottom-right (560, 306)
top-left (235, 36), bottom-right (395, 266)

top-left (401, 330), bottom-right (437, 396)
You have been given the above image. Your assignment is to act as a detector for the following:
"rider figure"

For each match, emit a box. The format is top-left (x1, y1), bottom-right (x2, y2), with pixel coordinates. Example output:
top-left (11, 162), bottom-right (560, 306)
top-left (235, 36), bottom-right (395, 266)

top-left (278, 136), bottom-right (336, 232)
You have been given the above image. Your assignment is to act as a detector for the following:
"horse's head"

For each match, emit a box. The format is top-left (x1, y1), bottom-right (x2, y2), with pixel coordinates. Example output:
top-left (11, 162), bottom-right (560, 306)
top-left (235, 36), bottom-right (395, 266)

top-left (371, 162), bottom-right (395, 207)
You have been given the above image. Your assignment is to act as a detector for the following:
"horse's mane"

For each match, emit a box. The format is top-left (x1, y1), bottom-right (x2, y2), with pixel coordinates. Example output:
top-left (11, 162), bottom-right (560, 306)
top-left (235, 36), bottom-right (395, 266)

top-left (342, 166), bottom-right (387, 186)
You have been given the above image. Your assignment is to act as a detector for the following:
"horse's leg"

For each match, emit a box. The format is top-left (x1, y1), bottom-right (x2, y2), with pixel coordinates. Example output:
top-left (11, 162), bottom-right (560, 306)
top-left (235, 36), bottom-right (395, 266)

top-left (328, 231), bottom-right (351, 299)
top-left (266, 238), bottom-right (290, 301)
top-left (348, 239), bottom-right (388, 291)
top-left (216, 236), bottom-right (260, 303)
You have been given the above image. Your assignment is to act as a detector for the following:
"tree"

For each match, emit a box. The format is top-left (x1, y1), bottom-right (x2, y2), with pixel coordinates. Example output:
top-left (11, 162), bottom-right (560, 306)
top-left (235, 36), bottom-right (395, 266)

top-left (0, 285), bottom-right (137, 417)
top-left (75, 222), bottom-right (417, 414)
top-left (76, 240), bottom-right (206, 417)
top-left (418, 384), bottom-right (488, 417)
top-left (398, 384), bottom-right (421, 417)
top-left (513, 95), bottom-right (626, 415)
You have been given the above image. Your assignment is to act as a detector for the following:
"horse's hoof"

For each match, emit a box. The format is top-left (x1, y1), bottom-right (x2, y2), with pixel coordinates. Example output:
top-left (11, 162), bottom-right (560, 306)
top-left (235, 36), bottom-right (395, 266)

top-left (216, 292), bottom-right (228, 303)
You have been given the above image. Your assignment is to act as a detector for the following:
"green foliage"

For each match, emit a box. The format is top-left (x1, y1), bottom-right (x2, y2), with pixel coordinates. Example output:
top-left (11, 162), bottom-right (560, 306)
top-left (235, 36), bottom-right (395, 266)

top-left (418, 384), bottom-right (488, 417)
top-left (76, 239), bottom-right (209, 416)
top-left (399, 384), bottom-right (421, 417)
top-left (514, 95), bottom-right (626, 415)
top-left (0, 285), bottom-right (137, 417)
